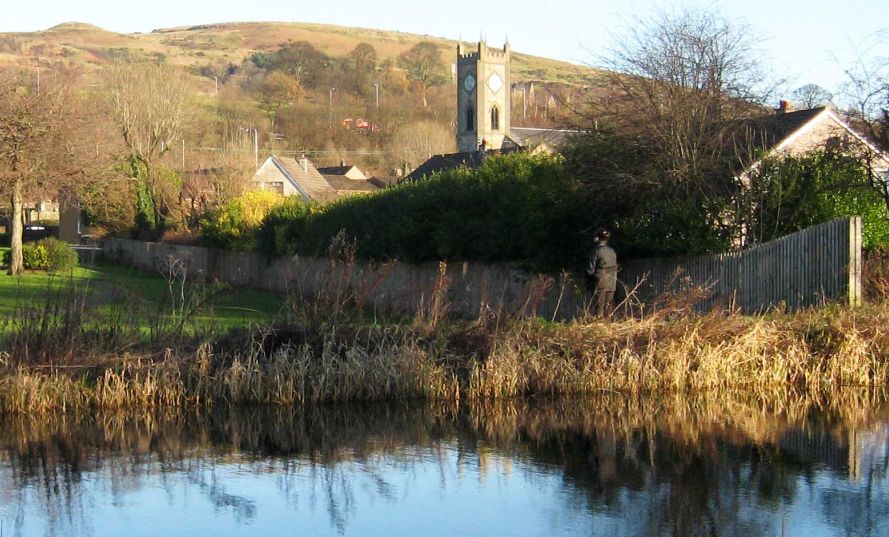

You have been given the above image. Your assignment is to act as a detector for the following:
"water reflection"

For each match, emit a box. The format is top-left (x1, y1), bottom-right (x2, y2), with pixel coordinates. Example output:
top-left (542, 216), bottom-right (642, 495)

top-left (0, 391), bottom-right (886, 536)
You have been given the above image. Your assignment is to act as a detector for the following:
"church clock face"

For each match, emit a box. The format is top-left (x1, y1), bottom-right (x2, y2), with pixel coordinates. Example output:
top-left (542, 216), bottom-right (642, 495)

top-left (463, 74), bottom-right (476, 93)
top-left (487, 72), bottom-right (503, 93)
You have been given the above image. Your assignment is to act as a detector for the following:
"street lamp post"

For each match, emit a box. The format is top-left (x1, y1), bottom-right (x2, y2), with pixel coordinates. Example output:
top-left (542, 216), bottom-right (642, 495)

top-left (328, 87), bottom-right (337, 130)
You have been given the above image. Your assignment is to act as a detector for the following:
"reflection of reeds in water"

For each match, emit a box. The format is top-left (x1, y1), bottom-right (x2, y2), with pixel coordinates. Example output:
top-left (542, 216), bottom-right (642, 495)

top-left (1, 392), bottom-right (885, 537)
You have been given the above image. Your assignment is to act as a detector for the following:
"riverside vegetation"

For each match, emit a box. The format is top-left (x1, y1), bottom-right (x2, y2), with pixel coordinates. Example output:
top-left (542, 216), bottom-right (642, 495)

top-left (1, 252), bottom-right (888, 415)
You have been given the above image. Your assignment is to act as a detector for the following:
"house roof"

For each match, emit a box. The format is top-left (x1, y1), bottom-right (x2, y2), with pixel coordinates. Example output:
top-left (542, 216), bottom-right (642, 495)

top-left (324, 175), bottom-right (380, 192)
top-left (731, 107), bottom-right (828, 154)
top-left (317, 165), bottom-right (356, 176)
top-left (368, 176), bottom-right (401, 188)
top-left (408, 127), bottom-right (579, 180)
top-left (732, 106), bottom-right (889, 173)
top-left (271, 156), bottom-right (337, 201)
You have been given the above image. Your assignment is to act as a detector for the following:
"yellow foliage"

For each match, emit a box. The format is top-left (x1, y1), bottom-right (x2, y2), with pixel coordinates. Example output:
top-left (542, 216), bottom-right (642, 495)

top-left (238, 190), bottom-right (283, 226)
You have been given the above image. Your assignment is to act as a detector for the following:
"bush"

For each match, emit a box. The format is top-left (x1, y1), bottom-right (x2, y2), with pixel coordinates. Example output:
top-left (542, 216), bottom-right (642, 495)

top-left (16, 238), bottom-right (78, 273)
top-left (22, 242), bottom-right (49, 270)
top-left (747, 150), bottom-right (889, 249)
top-left (200, 190), bottom-right (284, 251)
top-left (256, 153), bottom-right (598, 272)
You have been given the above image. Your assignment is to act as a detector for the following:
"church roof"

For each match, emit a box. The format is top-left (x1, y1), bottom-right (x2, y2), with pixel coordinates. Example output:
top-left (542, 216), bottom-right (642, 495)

top-left (509, 127), bottom-right (580, 149)
top-left (406, 146), bottom-right (523, 181)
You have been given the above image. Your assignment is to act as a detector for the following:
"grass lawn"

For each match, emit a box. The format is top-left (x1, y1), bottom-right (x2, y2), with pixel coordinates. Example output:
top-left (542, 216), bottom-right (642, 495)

top-left (0, 247), bottom-right (286, 332)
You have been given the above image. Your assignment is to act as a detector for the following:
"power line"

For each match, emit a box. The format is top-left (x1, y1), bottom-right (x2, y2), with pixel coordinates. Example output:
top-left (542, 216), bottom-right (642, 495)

top-left (185, 145), bottom-right (391, 156)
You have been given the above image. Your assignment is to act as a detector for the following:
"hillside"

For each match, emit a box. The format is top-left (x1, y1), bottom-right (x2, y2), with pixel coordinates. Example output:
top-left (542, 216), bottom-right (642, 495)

top-left (0, 21), bottom-right (599, 87)
top-left (0, 21), bottom-right (603, 175)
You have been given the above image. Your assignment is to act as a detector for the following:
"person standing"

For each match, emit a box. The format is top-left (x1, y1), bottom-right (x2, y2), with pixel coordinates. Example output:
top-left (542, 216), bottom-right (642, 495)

top-left (587, 228), bottom-right (618, 317)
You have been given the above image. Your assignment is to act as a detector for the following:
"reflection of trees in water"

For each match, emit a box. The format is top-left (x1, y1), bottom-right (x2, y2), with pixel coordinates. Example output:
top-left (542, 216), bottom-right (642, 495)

top-left (0, 391), bottom-right (886, 536)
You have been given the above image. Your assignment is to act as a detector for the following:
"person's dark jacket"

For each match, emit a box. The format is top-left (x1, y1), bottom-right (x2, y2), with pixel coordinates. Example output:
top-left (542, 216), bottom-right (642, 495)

top-left (587, 242), bottom-right (618, 291)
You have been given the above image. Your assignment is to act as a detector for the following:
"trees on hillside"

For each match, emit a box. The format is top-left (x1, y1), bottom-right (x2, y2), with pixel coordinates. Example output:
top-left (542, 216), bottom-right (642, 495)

top-left (256, 71), bottom-right (301, 130)
top-left (105, 62), bottom-right (192, 238)
top-left (0, 70), bottom-right (103, 275)
top-left (398, 42), bottom-right (447, 108)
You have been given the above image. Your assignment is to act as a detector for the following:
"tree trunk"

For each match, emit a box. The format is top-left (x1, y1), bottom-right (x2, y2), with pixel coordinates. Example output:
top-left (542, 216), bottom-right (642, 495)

top-left (8, 178), bottom-right (24, 276)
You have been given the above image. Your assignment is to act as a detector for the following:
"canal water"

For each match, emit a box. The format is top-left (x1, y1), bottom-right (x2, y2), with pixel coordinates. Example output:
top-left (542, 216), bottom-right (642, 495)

top-left (0, 393), bottom-right (886, 536)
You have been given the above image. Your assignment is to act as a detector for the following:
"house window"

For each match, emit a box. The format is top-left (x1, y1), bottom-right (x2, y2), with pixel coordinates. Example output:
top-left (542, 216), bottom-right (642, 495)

top-left (466, 106), bottom-right (475, 132)
top-left (491, 105), bottom-right (500, 131)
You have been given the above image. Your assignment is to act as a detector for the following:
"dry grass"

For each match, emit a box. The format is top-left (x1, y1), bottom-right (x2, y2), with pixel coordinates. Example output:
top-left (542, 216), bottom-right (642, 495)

top-left (2, 258), bottom-right (888, 415)
top-left (1, 296), bottom-right (888, 415)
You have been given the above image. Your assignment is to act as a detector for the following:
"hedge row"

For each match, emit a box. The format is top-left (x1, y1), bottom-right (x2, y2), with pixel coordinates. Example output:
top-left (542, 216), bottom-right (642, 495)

top-left (257, 153), bottom-right (598, 272)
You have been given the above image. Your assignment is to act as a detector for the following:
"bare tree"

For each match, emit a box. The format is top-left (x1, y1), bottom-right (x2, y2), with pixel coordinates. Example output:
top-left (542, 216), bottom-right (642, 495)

top-left (0, 69), bottom-right (102, 274)
top-left (398, 42), bottom-right (447, 108)
top-left (565, 8), bottom-right (778, 255)
top-left (838, 33), bottom-right (889, 150)
top-left (389, 120), bottom-right (455, 173)
top-left (105, 62), bottom-right (192, 237)
top-left (791, 84), bottom-right (834, 109)
top-left (590, 8), bottom-right (773, 189)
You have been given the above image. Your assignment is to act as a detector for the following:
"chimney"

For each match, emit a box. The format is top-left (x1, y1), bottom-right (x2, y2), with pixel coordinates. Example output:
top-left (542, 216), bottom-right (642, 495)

top-left (300, 154), bottom-right (308, 173)
top-left (776, 100), bottom-right (793, 114)
top-left (340, 158), bottom-right (347, 167)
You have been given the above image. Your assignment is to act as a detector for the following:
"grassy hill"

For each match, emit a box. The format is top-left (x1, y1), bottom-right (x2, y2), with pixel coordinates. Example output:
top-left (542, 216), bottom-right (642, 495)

top-left (0, 21), bottom-right (599, 87)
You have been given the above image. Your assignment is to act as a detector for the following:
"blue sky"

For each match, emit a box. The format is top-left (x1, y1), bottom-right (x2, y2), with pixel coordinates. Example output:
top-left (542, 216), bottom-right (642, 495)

top-left (3, 0), bottom-right (887, 95)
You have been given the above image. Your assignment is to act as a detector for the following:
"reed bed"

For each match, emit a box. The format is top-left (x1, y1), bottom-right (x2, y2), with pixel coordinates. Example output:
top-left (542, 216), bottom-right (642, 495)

top-left (2, 255), bottom-right (889, 415)
top-left (1, 296), bottom-right (888, 414)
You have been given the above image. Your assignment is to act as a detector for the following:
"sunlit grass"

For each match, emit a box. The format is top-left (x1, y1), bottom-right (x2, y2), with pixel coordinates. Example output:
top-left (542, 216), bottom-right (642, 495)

top-left (0, 249), bottom-right (284, 332)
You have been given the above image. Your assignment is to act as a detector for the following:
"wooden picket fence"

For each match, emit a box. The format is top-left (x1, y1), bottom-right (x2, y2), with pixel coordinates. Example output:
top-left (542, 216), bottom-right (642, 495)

top-left (620, 217), bottom-right (863, 313)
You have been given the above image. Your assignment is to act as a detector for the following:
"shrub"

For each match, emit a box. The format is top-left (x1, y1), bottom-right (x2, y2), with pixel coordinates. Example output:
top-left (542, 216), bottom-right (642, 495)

top-left (15, 238), bottom-right (78, 273)
top-left (746, 149), bottom-right (889, 249)
top-left (200, 190), bottom-right (284, 251)
top-left (22, 242), bottom-right (49, 270)
top-left (256, 153), bottom-right (597, 272)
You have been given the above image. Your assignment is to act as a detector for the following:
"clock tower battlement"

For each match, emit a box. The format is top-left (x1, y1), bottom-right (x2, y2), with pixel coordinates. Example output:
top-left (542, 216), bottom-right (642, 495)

top-left (456, 41), bottom-right (511, 153)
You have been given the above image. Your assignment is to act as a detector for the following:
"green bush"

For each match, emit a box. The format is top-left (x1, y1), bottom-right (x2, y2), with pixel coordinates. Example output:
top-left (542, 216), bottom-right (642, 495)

top-left (747, 150), bottom-right (889, 249)
top-left (257, 153), bottom-right (598, 272)
top-left (15, 238), bottom-right (78, 273)
top-left (43, 238), bottom-right (79, 273)
top-left (22, 242), bottom-right (49, 270)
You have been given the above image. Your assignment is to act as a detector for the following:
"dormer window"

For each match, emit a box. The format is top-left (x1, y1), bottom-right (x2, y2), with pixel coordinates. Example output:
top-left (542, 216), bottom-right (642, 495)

top-left (491, 105), bottom-right (500, 131)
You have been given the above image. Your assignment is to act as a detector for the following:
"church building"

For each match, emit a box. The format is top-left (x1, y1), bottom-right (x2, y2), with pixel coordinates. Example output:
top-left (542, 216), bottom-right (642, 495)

top-left (407, 40), bottom-right (575, 180)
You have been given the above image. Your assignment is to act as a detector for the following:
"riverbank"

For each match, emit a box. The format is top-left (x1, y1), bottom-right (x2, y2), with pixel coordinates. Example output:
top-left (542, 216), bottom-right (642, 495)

top-left (1, 286), bottom-right (887, 413)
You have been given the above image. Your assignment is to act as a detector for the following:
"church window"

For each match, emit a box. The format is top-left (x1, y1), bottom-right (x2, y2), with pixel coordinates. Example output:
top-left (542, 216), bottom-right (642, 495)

top-left (466, 106), bottom-right (475, 132)
top-left (491, 105), bottom-right (500, 130)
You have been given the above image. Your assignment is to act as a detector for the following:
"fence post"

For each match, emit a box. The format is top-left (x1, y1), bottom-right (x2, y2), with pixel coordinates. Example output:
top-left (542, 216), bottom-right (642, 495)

top-left (849, 216), bottom-right (863, 307)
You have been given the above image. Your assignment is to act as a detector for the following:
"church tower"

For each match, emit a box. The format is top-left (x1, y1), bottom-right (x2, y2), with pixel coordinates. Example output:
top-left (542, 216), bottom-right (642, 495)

top-left (456, 41), bottom-right (511, 153)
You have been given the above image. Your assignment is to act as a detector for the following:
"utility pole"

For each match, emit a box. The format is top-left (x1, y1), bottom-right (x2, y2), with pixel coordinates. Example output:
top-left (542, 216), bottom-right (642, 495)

top-left (328, 87), bottom-right (336, 130)
top-left (374, 83), bottom-right (380, 109)
top-left (181, 139), bottom-right (186, 170)
top-left (254, 128), bottom-right (259, 170)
